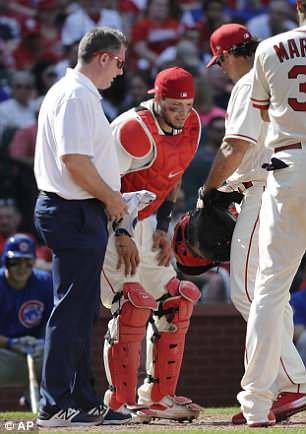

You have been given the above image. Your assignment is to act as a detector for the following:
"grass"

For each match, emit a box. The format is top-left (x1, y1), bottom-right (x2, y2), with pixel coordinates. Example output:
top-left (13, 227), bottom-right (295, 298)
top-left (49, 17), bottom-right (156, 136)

top-left (0, 412), bottom-right (34, 420)
top-left (0, 409), bottom-right (305, 433)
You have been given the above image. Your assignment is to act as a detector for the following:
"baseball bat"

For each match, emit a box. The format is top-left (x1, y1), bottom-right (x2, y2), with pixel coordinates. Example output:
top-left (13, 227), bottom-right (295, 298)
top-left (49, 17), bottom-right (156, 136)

top-left (26, 353), bottom-right (40, 413)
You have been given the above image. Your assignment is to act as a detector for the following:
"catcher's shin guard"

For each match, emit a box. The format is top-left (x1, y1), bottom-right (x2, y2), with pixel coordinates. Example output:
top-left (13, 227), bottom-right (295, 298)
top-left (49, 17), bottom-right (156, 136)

top-left (104, 283), bottom-right (157, 410)
top-left (142, 277), bottom-right (200, 402)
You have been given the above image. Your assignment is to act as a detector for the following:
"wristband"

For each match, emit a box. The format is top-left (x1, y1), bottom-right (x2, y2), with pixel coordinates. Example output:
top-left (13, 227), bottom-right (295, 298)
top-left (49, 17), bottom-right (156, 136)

top-left (156, 200), bottom-right (174, 232)
top-left (6, 338), bottom-right (13, 350)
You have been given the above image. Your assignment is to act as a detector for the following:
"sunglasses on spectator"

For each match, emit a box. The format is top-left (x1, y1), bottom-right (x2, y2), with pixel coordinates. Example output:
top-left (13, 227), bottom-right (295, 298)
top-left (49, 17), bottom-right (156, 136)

top-left (7, 258), bottom-right (34, 268)
top-left (96, 51), bottom-right (125, 69)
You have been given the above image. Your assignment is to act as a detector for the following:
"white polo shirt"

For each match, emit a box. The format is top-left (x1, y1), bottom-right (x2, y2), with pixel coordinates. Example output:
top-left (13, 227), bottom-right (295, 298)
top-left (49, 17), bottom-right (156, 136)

top-left (34, 68), bottom-right (121, 200)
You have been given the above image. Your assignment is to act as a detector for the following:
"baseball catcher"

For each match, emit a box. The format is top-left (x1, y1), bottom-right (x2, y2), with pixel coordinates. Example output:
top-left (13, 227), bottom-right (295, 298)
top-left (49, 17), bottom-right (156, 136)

top-left (100, 67), bottom-right (202, 423)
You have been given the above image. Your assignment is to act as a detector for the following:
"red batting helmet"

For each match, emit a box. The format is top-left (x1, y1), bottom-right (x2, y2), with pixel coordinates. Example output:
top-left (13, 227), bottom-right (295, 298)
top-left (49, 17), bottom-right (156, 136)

top-left (172, 213), bottom-right (216, 275)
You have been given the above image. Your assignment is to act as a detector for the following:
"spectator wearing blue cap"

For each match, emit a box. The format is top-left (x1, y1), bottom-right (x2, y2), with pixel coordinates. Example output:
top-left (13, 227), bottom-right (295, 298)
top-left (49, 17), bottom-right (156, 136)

top-left (0, 233), bottom-right (53, 390)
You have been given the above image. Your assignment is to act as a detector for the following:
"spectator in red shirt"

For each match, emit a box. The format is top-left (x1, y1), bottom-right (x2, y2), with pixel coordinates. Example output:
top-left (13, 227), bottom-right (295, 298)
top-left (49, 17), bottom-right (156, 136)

top-left (13, 25), bottom-right (45, 70)
top-left (35, 0), bottom-right (63, 63)
top-left (9, 123), bottom-right (37, 168)
top-left (131, 0), bottom-right (182, 71)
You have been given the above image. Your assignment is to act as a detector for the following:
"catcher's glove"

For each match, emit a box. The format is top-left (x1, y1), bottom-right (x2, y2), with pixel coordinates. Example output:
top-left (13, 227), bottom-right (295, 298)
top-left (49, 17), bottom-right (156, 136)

top-left (187, 188), bottom-right (242, 262)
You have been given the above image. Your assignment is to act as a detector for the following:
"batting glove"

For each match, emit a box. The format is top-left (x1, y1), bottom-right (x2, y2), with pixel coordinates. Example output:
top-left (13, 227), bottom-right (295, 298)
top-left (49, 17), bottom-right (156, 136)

top-left (6, 336), bottom-right (40, 355)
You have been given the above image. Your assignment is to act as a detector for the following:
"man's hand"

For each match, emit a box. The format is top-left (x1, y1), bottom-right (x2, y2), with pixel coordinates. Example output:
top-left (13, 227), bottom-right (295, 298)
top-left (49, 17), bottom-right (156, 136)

top-left (7, 336), bottom-right (43, 356)
top-left (31, 339), bottom-right (45, 357)
top-left (115, 234), bottom-right (140, 276)
top-left (105, 191), bottom-right (129, 223)
top-left (152, 230), bottom-right (172, 266)
top-left (197, 186), bottom-right (218, 209)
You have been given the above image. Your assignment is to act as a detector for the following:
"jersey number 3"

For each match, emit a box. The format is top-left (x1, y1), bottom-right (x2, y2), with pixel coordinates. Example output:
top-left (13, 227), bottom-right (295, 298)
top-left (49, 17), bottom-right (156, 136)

top-left (288, 65), bottom-right (306, 111)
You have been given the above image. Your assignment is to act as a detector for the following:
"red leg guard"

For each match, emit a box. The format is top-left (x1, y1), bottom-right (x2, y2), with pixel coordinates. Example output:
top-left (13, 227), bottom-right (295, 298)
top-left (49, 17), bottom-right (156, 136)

top-left (148, 278), bottom-right (200, 402)
top-left (104, 283), bottom-right (157, 410)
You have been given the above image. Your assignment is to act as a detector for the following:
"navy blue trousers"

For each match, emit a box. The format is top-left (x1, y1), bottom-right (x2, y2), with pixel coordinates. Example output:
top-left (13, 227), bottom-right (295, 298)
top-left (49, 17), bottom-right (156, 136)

top-left (34, 192), bottom-right (108, 412)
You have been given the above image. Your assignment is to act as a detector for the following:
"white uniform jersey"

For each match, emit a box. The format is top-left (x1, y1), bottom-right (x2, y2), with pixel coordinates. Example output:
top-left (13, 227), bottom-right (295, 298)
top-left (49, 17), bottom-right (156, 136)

top-left (251, 25), bottom-right (306, 149)
top-left (225, 69), bottom-right (271, 186)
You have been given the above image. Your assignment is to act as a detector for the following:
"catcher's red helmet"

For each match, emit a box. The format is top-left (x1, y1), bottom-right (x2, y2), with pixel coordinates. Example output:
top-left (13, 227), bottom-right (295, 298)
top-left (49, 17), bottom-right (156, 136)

top-left (172, 213), bottom-right (216, 275)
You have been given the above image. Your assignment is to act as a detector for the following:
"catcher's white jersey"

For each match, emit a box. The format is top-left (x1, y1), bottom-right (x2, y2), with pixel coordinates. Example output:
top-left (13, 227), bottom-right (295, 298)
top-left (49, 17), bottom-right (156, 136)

top-left (251, 25), bottom-right (306, 149)
top-left (225, 69), bottom-right (271, 186)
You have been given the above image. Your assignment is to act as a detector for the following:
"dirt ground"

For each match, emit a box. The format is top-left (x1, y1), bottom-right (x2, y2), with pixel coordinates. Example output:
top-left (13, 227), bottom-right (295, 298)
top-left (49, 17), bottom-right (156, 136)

top-left (34, 411), bottom-right (306, 432)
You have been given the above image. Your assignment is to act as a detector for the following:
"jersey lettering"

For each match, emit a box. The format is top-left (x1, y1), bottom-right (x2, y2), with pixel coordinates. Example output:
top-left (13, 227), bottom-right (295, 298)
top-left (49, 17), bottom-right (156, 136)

top-left (274, 38), bottom-right (306, 63)
top-left (288, 65), bottom-right (306, 112)
top-left (288, 39), bottom-right (300, 59)
top-left (274, 42), bottom-right (289, 62)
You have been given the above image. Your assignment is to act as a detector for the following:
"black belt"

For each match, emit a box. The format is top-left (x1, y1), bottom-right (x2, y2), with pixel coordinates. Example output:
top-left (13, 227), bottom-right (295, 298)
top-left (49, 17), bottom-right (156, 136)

top-left (274, 142), bottom-right (302, 153)
top-left (242, 181), bottom-right (253, 189)
top-left (238, 181), bottom-right (253, 193)
top-left (40, 190), bottom-right (59, 198)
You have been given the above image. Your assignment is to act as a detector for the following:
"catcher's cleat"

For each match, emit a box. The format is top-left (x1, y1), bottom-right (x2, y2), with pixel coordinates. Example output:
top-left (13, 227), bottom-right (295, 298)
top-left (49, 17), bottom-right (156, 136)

top-left (138, 395), bottom-right (201, 422)
top-left (232, 392), bottom-right (306, 425)
top-left (247, 410), bottom-right (276, 428)
top-left (126, 404), bottom-right (154, 424)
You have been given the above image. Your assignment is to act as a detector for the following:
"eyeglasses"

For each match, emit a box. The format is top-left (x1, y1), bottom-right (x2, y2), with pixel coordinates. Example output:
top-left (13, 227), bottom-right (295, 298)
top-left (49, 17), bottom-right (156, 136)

top-left (215, 54), bottom-right (225, 66)
top-left (96, 51), bottom-right (125, 69)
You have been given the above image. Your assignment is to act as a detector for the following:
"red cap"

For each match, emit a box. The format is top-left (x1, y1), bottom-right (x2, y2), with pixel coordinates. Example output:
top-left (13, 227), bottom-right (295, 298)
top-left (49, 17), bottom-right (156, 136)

top-left (207, 23), bottom-right (254, 68)
top-left (148, 67), bottom-right (195, 99)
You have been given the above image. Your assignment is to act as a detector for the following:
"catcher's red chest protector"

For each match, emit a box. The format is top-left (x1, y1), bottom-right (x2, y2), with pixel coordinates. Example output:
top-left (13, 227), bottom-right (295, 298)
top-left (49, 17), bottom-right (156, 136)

top-left (121, 108), bottom-right (200, 219)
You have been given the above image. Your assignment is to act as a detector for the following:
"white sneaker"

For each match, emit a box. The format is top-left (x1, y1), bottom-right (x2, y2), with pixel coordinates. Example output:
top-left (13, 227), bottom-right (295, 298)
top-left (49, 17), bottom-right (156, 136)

top-left (138, 395), bottom-right (202, 422)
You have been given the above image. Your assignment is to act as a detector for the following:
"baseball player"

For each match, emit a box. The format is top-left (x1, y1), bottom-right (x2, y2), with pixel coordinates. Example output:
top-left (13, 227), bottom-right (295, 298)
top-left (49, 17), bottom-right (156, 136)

top-left (236, 0), bottom-right (306, 426)
top-left (100, 67), bottom-right (202, 422)
top-left (0, 234), bottom-right (53, 387)
top-left (202, 22), bottom-right (306, 427)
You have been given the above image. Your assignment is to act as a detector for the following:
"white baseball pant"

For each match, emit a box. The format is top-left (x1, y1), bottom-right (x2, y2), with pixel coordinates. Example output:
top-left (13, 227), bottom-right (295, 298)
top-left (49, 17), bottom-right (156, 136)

top-left (237, 149), bottom-right (306, 423)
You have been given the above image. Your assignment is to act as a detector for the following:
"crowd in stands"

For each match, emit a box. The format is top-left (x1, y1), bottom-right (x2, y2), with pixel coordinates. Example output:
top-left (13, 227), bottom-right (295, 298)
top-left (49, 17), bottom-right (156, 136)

top-left (1, 1), bottom-right (306, 406)
top-left (0, 0), bottom-right (303, 304)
